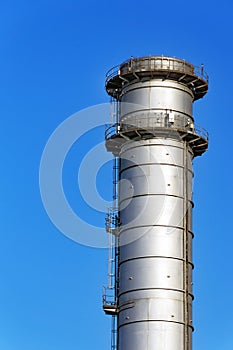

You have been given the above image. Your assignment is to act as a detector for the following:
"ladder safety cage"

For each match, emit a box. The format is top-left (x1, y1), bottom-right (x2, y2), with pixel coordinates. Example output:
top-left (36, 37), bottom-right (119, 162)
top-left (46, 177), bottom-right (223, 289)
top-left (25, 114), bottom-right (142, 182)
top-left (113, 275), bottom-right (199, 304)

top-left (103, 100), bottom-right (121, 350)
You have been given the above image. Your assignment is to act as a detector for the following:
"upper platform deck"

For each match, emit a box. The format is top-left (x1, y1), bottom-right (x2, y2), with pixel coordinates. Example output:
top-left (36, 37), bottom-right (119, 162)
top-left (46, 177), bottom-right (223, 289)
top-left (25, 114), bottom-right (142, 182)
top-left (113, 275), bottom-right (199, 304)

top-left (106, 56), bottom-right (208, 101)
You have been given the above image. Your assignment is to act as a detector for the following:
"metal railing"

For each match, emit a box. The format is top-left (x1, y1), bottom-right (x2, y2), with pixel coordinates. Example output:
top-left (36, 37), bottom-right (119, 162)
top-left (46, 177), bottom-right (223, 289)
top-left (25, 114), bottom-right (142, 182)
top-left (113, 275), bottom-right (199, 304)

top-left (105, 208), bottom-right (120, 233)
top-left (106, 56), bottom-right (208, 85)
top-left (105, 115), bottom-right (208, 142)
top-left (102, 285), bottom-right (117, 307)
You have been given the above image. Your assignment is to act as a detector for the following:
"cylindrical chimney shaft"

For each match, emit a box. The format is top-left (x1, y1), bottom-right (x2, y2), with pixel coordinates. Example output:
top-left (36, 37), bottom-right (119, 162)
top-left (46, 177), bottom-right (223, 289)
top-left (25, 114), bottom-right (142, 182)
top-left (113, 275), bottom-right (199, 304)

top-left (104, 56), bottom-right (208, 350)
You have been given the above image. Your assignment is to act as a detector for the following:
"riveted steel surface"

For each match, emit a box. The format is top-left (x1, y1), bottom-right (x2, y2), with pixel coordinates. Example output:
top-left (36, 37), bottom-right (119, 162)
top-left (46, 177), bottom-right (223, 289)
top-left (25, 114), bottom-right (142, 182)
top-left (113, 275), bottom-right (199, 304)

top-left (120, 81), bottom-right (193, 118)
top-left (118, 322), bottom-right (192, 350)
top-left (117, 139), bottom-right (193, 349)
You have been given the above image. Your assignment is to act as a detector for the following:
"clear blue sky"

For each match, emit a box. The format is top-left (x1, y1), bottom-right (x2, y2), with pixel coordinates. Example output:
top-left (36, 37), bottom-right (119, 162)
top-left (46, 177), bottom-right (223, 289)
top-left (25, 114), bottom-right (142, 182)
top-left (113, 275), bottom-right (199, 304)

top-left (1, 0), bottom-right (233, 349)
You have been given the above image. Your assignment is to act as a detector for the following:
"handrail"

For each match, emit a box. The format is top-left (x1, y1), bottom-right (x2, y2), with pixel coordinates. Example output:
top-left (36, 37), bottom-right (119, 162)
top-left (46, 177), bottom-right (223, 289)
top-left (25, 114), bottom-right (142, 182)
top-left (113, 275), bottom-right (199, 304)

top-left (106, 56), bottom-right (208, 86)
top-left (102, 285), bottom-right (117, 306)
top-left (105, 119), bottom-right (208, 142)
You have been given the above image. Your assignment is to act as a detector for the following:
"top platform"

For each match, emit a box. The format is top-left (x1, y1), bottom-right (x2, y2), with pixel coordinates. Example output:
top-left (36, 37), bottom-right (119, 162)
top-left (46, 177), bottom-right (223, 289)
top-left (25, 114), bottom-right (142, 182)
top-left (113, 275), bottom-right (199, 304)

top-left (106, 56), bottom-right (208, 101)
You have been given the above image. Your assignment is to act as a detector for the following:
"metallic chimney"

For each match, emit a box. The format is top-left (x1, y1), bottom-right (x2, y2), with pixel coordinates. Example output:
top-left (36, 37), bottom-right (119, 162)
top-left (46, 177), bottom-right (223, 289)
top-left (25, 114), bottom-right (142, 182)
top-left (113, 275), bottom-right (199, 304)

top-left (103, 56), bottom-right (208, 350)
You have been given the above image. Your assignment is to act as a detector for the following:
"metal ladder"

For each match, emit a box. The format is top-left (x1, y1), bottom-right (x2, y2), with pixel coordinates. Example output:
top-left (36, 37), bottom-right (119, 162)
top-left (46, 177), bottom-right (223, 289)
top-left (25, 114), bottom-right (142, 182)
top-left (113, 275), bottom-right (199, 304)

top-left (103, 99), bottom-right (120, 350)
top-left (103, 158), bottom-right (119, 315)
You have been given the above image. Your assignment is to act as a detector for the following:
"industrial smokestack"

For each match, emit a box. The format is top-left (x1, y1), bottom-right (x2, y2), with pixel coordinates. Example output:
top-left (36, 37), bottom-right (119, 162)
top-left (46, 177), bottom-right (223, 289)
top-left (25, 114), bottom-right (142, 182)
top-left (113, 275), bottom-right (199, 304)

top-left (103, 56), bottom-right (208, 350)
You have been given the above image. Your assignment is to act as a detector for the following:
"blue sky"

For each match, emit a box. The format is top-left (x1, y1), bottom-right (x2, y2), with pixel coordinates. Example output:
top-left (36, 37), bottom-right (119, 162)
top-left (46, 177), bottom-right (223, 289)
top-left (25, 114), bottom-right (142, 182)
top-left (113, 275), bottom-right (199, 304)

top-left (1, 0), bottom-right (233, 349)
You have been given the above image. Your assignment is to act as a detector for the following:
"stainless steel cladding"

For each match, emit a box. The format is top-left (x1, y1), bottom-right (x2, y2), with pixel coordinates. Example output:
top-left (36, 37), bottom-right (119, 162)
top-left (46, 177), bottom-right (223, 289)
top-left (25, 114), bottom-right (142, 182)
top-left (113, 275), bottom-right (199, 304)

top-left (104, 56), bottom-right (208, 350)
